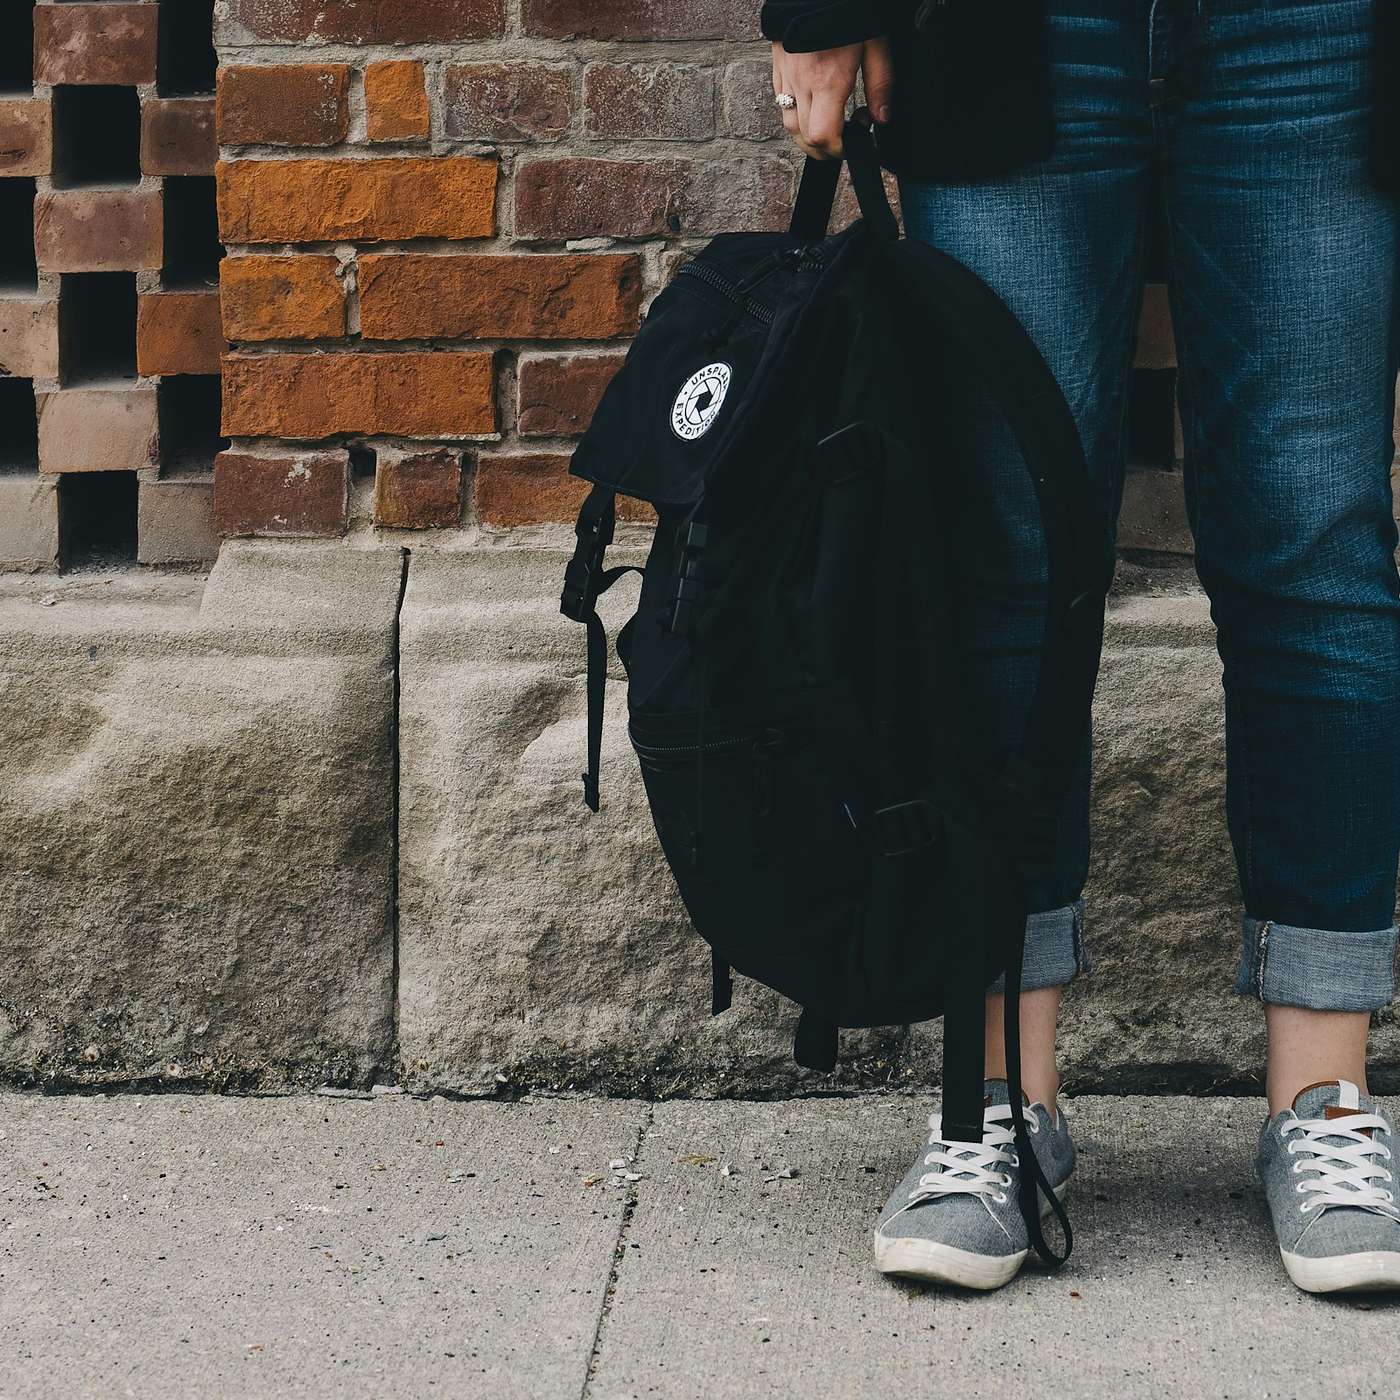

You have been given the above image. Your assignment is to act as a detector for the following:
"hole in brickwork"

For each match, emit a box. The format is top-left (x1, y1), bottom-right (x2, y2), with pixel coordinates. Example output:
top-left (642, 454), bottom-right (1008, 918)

top-left (0, 377), bottom-right (39, 471)
top-left (158, 374), bottom-right (226, 472)
top-left (0, 178), bottom-right (38, 292)
top-left (60, 471), bottom-right (139, 567)
top-left (1127, 368), bottom-right (1179, 469)
top-left (0, 4), bottom-right (34, 94)
top-left (349, 445), bottom-right (377, 480)
top-left (52, 86), bottom-right (143, 189)
top-left (158, 0), bottom-right (217, 96)
top-left (59, 273), bottom-right (139, 385)
top-left (162, 177), bottom-right (222, 288)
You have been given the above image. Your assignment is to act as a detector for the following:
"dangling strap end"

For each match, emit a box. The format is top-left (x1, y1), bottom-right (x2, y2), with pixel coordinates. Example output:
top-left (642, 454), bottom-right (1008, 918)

top-left (581, 770), bottom-right (600, 813)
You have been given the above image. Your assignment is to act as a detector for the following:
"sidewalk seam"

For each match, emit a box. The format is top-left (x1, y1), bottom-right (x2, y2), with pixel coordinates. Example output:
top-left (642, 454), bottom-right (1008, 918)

top-left (579, 1103), bottom-right (653, 1400)
top-left (386, 545), bottom-right (411, 1084)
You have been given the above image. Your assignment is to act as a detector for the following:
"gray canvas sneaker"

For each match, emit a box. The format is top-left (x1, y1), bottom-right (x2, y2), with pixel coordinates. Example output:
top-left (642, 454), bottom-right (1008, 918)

top-left (874, 1078), bottom-right (1074, 1290)
top-left (1257, 1079), bottom-right (1400, 1294)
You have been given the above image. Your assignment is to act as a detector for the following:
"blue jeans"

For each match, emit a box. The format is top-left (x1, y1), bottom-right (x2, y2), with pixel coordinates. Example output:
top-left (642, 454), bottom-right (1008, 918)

top-left (901, 0), bottom-right (1400, 1011)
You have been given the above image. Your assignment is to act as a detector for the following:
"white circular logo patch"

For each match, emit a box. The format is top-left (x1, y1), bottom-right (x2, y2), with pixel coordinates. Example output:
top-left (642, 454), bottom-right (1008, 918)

top-left (670, 362), bottom-right (733, 441)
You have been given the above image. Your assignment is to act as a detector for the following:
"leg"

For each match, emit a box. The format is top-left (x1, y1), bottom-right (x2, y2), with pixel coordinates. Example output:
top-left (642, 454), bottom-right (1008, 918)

top-left (1164, 1), bottom-right (1400, 1082)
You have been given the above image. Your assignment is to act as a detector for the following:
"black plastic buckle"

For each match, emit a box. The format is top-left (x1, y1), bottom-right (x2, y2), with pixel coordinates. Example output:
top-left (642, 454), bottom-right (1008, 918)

top-left (870, 798), bottom-right (941, 857)
top-left (663, 519), bottom-right (709, 635)
top-left (560, 506), bottom-right (613, 622)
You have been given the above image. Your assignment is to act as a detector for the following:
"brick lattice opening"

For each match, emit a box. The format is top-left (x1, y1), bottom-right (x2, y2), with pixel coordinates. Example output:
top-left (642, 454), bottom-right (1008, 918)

top-left (60, 471), bottom-right (139, 566)
top-left (162, 177), bottom-right (222, 288)
top-left (158, 375), bottom-right (227, 471)
top-left (60, 273), bottom-right (139, 385)
top-left (0, 377), bottom-right (39, 471)
top-left (0, 4), bottom-right (35, 95)
top-left (52, 86), bottom-right (143, 189)
top-left (0, 179), bottom-right (38, 292)
top-left (1127, 368), bottom-right (1180, 469)
top-left (158, 0), bottom-right (217, 96)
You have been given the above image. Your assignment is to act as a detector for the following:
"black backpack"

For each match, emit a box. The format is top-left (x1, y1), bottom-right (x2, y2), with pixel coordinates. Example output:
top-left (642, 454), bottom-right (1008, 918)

top-left (560, 121), bottom-right (1114, 1266)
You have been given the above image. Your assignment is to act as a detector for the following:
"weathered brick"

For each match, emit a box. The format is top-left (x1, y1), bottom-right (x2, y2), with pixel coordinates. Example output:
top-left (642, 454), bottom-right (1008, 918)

top-left (0, 477), bottom-right (59, 573)
top-left (34, 4), bottom-right (158, 86)
top-left (216, 65), bottom-right (351, 148)
top-left (221, 256), bottom-right (346, 342)
top-left (214, 449), bottom-right (349, 538)
top-left (0, 100), bottom-right (53, 178)
top-left (722, 58), bottom-right (785, 140)
top-left (34, 190), bottom-right (163, 273)
top-left (522, 0), bottom-right (761, 41)
top-left (583, 63), bottom-right (716, 141)
top-left (217, 158), bottom-right (497, 244)
top-left (374, 449), bottom-right (463, 528)
top-left (359, 254), bottom-right (641, 340)
top-left (37, 386), bottom-right (158, 474)
top-left (137, 477), bottom-right (219, 565)
top-left (474, 451), bottom-right (582, 526)
top-left (515, 157), bottom-right (793, 240)
top-left (136, 292), bottom-right (224, 377)
top-left (0, 296), bottom-right (60, 381)
top-left (517, 353), bottom-right (624, 437)
top-left (222, 352), bottom-right (496, 440)
top-left (366, 61), bottom-right (431, 142)
top-left (443, 63), bottom-right (572, 143)
top-left (141, 98), bottom-right (218, 176)
top-left (228, 0), bottom-right (505, 43)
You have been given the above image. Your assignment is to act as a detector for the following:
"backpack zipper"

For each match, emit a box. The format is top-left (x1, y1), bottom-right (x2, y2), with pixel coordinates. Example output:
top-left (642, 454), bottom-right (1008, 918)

top-left (629, 729), bottom-right (757, 760)
top-left (676, 247), bottom-right (827, 328)
top-left (676, 262), bottom-right (777, 326)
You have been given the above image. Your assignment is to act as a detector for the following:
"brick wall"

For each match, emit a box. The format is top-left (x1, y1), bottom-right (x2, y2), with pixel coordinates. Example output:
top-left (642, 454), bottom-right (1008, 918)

top-left (0, 1), bottom-right (1189, 568)
top-left (0, 1), bottom-right (225, 571)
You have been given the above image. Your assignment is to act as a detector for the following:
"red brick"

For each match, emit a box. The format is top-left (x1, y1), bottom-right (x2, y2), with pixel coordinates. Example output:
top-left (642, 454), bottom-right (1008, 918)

top-left (141, 99), bottom-right (218, 176)
top-left (359, 254), bottom-right (641, 340)
top-left (0, 296), bottom-right (60, 381)
top-left (34, 4), bottom-right (158, 86)
top-left (228, 0), bottom-right (505, 42)
top-left (366, 62), bottom-right (431, 142)
top-left (216, 66), bottom-right (351, 148)
top-left (138, 478), bottom-right (219, 565)
top-left (222, 352), bottom-right (496, 440)
top-left (583, 64), bottom-right (716, 141)
top-left (221, 256), bottom-right (346, 342)
top-left (214, 449), bottom-right (349, 538)
top-left (522, 0), bottom-right (760, 41)
top-left (517, 353), bottom-right (624, 437)
top-left (217, 158), bottom-right (497, 243)
top-left (474, 452), bottom-right (583, 526)
top-left (0, 100), bottom-right (52, 178)
top-left (443, 63), bottom-right (572, 143)
top-left (722, 58), bottom-right (785, 140)
top-left (137, 292), bottom-right (224, 377)
top-left (515, 157), bottom-right (793, 240)
top-left (35, 189), bottom-right (163, 273)
top-left (374, 449), bottom-right (463, 528)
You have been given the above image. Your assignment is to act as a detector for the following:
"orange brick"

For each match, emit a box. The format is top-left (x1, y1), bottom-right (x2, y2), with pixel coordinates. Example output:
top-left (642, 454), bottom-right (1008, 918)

top-left (374, 449), bottom-right (463, 528)
top-left (475, 452), bottom-right (583, 527)
top-left (216, 66), bottom-right (351, 147)
top-left (217, 158), bottom-right (497, 244)
top-left (366, 61), bottom-right (431, 142)
top-left (136, 292), bottom-right (224, 377)
top-left (221, 256), bottom-right (346, 341)
top-left (222, 352), bottom-right (496, 440)
top-left (359, 254), bottom-right (642, 340)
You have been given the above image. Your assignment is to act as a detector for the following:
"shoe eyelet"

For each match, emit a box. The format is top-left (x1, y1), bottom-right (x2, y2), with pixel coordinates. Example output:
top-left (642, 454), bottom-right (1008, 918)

top-left (1295, 1182), bottom-right (1307, 1193)
top-left (1292, 1162), bottom-right (1303, 1174)
top-left (1000, 1174), bottom-right (1013, 1187)
top-left (994, 1192), bottom-right (1008, 1204)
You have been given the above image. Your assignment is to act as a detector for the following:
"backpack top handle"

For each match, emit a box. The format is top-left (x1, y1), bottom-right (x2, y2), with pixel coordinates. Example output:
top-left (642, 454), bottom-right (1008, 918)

top-left (789, 116), bottom-right (900, 244)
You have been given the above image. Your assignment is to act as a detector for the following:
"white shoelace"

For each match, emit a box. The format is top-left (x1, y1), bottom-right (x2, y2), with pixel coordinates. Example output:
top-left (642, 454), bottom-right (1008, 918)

top-left (908, 1105), bottom-right (1037, 1207)
top-left (1284, 1112), bottom-right (1400, 1219)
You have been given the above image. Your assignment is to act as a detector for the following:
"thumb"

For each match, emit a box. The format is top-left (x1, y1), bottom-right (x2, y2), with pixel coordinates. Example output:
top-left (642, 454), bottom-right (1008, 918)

top-left (862, 37), bottom-right (895, 126)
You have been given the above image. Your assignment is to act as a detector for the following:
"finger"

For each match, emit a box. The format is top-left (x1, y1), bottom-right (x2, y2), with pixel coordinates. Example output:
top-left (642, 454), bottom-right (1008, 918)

top-left (772, 54), bottom-right (800, 138)
top-left (862, 38), bottom-right (896, 126)
top-left (804, 89), bottom-right (847, 158)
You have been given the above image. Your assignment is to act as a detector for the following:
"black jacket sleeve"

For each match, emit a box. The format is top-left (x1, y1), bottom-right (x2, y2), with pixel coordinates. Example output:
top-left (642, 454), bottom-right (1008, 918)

top-left (759, 1), bottom-right (889, 52)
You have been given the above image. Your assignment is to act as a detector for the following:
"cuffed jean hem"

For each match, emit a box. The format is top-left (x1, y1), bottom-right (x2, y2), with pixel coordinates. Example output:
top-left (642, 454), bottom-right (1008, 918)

top-left (989, 899), bottom-right (1087, 995)
top-left (1234, 916), bottom-right (1399, 1012)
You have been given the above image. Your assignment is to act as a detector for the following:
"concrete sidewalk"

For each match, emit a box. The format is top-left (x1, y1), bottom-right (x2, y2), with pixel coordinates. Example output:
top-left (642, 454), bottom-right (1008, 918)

top-left (2, 1092), bottom-right (1395, 1400)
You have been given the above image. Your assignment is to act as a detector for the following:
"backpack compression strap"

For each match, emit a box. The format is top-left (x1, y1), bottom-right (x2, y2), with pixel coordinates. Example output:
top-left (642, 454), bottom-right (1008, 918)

top-left (560, 485), bottom-right (641, 811)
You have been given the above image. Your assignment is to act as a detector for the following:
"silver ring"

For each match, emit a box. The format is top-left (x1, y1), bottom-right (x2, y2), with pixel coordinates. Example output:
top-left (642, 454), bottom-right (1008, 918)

top-left (775, 92), bottom-right (797, 111)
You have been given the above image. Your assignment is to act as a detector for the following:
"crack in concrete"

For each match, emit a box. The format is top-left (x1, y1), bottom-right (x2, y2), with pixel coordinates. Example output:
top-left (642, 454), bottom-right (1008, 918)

top-left (386, 546), bottom-right (411, 1086)
top-left (579, 1103), bottom-right (654, 1400)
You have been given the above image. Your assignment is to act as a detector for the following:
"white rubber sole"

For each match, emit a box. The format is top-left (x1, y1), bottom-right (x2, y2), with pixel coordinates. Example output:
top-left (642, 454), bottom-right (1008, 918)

top-left (1281, 1248), bottom-right (1400, 1294)
top-left (873, 1177), bottom-right (1070, 1291)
